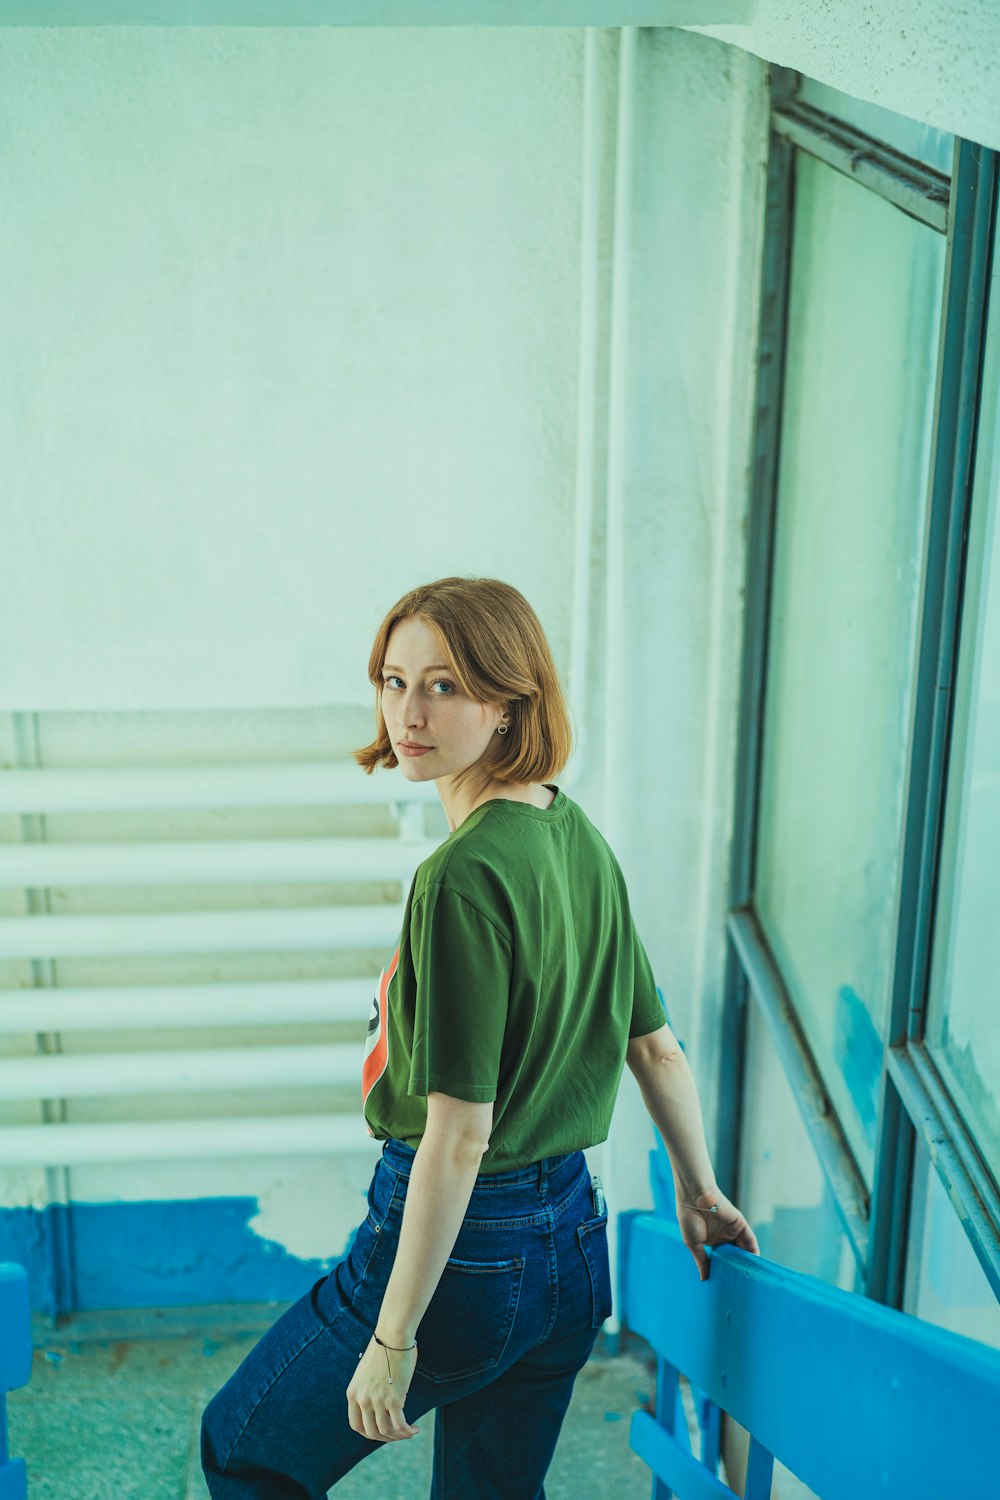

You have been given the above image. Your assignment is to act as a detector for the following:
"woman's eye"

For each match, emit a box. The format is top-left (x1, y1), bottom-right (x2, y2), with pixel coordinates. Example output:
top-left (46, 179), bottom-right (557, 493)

top-left (380, 676), bottom-right (455, 695)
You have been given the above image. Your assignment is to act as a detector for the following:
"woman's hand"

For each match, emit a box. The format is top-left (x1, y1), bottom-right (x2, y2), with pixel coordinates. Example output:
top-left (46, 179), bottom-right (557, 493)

top-left (676, 1192), bottom-right (760, 1282)
top-left (346, 1335), bottom-right (420, 1442)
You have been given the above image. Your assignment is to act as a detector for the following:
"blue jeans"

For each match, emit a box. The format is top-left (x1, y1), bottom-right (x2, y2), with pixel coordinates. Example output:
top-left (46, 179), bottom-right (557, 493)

top-left (201, 1139), bottom-right (612, 1499)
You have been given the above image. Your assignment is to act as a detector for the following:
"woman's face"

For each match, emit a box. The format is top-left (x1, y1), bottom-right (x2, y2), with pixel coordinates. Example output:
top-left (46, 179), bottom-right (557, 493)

top-left (380, 616), bottom-right (505, 783)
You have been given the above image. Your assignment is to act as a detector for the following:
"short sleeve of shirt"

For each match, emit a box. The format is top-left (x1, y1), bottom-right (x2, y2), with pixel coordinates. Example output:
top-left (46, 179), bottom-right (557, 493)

top-left (407, 881), bottom-right (512, 1103)
top-left (629, 915), bottom-right (666, 1038)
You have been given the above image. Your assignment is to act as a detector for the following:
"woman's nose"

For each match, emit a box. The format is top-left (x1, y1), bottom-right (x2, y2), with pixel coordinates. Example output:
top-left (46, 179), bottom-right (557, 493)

top-left (402, 691), bottom-right (426, 727)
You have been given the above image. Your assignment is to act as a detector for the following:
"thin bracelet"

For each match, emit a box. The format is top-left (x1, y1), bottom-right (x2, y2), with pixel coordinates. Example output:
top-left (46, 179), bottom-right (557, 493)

top-left (682, 1197), bottom-right (723, 1213)
top-left (366, 1333), bottom-right (417, 1385)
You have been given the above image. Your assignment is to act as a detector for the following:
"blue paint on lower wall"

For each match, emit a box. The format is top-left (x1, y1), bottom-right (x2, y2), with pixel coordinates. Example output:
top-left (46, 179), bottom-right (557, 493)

top-left (0, 1199), bottom-right (351, 1317)
top-left (0, 1207), bottom-right (50, 1310)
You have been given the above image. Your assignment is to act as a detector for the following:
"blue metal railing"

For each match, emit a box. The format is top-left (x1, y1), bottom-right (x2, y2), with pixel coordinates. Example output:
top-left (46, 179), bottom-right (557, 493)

top-left (0, 1264), bottom-right (30, 1500)
top-left (620, 1191), bottom-right (1000, 1499)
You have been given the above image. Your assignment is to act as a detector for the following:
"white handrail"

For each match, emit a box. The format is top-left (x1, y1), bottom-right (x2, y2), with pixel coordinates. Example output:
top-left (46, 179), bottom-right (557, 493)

top-left (0, 903), bottom-right (406, 959)
top-left (0, 1114), bottom-right (381, 1166)
top-left (0, 1044), bottom-right (360, 1099)
top-left (0, 979), bottom-right (373, 1033)
top-left (0, 762), bottom-right (436, 814)
top-left (0, 837), bottom-right (439, 888)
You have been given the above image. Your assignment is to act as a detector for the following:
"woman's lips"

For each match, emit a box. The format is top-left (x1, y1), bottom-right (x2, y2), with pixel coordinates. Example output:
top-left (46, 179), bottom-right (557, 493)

top-left (398, 743), bottom-right (432, 757)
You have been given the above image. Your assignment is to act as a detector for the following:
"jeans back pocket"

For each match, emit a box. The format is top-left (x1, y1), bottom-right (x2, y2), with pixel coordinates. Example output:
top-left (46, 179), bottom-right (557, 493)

top-left (577, 1216), bottom-right (613, 1329)
top-left (415, 1255), bottom-right (525, 1384)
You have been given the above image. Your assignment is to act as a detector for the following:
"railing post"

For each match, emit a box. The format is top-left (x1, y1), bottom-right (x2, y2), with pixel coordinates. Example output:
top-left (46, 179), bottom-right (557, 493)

top-left (0, 1263), bottom-right (31, 1500)
top-left (744, 1436), bottom-right (775, 1500)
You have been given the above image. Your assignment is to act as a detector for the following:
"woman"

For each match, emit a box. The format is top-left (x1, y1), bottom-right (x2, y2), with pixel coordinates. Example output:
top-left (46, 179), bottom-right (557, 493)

top-left (201, 576), bottom-right (759, 1499)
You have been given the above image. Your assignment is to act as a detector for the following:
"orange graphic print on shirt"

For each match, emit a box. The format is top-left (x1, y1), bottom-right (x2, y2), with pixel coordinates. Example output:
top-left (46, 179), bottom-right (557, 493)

top-left (362, 942), bottom-right (398, 1106)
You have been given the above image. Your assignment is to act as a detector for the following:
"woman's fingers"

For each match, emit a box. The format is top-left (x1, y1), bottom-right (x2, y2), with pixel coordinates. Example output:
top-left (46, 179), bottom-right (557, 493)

top-left (383, 1405), bottom-right (420, 1440)
top-left (348, 1396), bottom-right (384, 1441)
top-left (348, 1398), bottom-right (419, 1442)
top-left (373, 1398), bottom-right (419, 1441)
top-left (346, 1400), bottom-right (370, 1440)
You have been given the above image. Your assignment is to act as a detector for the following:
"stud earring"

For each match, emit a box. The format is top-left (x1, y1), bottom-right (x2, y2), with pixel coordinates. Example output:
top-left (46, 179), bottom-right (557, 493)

top-left (497, 722), bottom-right (509, 735)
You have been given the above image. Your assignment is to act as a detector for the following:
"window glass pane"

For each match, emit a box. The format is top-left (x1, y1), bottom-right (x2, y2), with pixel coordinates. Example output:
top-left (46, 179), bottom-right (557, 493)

top-left (738, 1000), bottom-right (861, 1293)
top-left (755, 154), bottom-right (946, 1184)
top-left (903, 1136), bottom-right (1000, 1350)
top-left (797, 77), bottom-right (954, 176)
top-left (925, 266), bottom-right (1000, 1188)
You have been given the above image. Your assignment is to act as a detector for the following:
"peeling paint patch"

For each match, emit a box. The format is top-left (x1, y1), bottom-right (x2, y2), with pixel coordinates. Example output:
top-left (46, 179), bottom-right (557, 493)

top-left (243, 1158), bottom-right (373, 1262)
top-left (833, 983), bottom-right (882, 1152)
top-left (0, 1199), bottom-right (353, 1317)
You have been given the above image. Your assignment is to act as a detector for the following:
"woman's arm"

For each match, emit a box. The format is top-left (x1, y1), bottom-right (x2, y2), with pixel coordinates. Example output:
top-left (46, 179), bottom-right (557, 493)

top-left (346, 1091), bottom-right (494, 1443)
top-left (627, 1023), bottom-right (760, 1279)
top-left (377, 1091), bottom-right (494, 1343)
top-left (626, 1024), bottom-right (717, 1196)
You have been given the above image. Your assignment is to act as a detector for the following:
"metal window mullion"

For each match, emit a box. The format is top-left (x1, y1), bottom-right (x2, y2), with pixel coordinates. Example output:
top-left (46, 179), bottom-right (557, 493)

top-left (772, 102), bottom-right (950, 232)
top-left (727, 909), bottom-right (870, 1273)
top-left (715, 119), bottom-right (796, 1201)
top-left (887, 1043), bottom-right (1000, 1301)
top-left (866, 138), bottom-right (999, 1309)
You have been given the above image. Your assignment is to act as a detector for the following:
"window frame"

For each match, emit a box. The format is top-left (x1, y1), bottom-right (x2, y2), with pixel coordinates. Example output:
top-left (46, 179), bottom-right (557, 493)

top-left (720, 63), bottom-right (1000, 1309)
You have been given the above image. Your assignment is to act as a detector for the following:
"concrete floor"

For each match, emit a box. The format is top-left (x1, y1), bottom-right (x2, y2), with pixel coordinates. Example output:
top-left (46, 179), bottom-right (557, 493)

top-left (7, 1310), bottom-right (662, 1499)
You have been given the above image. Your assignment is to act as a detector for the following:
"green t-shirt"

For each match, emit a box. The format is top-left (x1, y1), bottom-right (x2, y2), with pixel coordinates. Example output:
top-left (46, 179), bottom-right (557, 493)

top-left (361, 785), bottom-right (665, 1173)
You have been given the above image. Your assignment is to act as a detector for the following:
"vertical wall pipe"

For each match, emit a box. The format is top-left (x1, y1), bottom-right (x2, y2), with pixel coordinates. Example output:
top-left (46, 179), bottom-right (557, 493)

top-left (591, 24), bottom-right (638, 1350)
top-left (566, 27), bottom-right (604, 779)
top-left (603, 26), bottom-right (636, 841)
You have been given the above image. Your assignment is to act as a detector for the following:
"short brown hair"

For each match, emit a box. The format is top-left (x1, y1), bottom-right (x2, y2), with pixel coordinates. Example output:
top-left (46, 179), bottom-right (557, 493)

top-left (353, 576), bottom-right (574, 794)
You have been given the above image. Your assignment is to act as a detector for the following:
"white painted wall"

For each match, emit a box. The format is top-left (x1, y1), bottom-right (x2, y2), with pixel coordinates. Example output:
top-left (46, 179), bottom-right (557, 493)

top-left (0, 27), bottom-right (584, 711)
